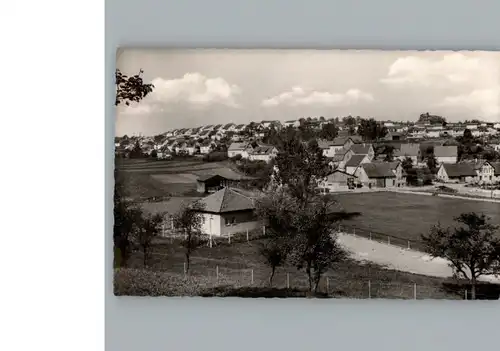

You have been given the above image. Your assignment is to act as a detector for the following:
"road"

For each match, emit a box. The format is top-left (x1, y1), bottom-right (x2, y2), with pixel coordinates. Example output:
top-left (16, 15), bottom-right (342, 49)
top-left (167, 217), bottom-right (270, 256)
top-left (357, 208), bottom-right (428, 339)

top-left (337, 232), bottom-right (500, 284)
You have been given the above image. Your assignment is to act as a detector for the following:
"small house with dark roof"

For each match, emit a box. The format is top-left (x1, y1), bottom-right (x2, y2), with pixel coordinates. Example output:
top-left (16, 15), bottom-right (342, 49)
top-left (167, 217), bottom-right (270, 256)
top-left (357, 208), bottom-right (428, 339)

top-left (318, 169), bottom-right (358, 192)
top-left (434, 145), bottom-right (458, 164)
top-left (345, 154), bottom-right (371, 175)
top-left (394, 143), bottom-right (421, 164)
top-left (194, 187), bottom-right (260, 237)
top-left (436, 163), bottom-right (477, 183)
top-left (196, 174), bottom-right (241, 194)
top-left (355, 161), bottom-right (405, 188)
top-left (228, 142), bottom-right (253, 159)
top-left (248, 145), bottom-right (278, 163)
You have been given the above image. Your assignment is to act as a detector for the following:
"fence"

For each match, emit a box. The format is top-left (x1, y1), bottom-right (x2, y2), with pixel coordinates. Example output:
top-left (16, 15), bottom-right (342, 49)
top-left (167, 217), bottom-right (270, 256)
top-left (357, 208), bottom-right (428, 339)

top-left (162, 262), bottom-right (464, 300)
top-left (338, 224), bottom-right (426, 252)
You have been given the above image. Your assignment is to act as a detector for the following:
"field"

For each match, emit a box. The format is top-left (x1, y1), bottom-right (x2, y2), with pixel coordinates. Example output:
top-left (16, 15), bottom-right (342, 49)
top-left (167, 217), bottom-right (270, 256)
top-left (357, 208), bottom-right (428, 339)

top-left (334, 192), bottom-right (500, 249)
top-left (116, 236), bottom-right (480, 299)
top-left (116, 158), bottom-right (250, 199)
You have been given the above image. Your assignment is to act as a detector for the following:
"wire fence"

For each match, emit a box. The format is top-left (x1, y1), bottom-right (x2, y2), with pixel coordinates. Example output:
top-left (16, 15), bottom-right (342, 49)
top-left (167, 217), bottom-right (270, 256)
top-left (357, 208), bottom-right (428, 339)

top-left (338, 224), bottom-right (427, 252)
top-left (162, 262), bottom-right (468, 300)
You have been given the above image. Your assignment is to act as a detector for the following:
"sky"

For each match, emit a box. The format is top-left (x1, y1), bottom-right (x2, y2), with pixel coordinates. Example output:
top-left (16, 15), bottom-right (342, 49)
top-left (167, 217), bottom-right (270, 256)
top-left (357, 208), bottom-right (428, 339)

top-left (115, 49), bottom-right (500, 136)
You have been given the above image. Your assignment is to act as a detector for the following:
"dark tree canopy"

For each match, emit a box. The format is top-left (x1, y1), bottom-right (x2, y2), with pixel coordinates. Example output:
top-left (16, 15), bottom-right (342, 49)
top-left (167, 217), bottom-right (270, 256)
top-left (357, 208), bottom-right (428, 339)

top-left (115, 69), bottom-right (154, 106)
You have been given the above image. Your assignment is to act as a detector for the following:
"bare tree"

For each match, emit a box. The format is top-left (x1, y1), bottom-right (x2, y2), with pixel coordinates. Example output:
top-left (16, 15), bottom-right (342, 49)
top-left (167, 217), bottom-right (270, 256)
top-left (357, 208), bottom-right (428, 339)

top-left (422, 212), bottom-right (500, 299)
top-left (259, 240), bottom-right (287, 287)
top-left (172, 201), bottom-right (206, 274)
top-left (133, 212), bottom-right (164, 267)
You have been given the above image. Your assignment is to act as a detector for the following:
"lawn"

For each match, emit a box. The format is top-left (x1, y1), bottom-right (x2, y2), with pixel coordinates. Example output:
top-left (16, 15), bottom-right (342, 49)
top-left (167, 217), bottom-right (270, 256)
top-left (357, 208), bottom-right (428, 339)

top-left (334, 192), bottom-right (500, 249)
top-left (115, 236), bottom-right (484, 299)
top-left (116, 158), bottom-right (249, 199)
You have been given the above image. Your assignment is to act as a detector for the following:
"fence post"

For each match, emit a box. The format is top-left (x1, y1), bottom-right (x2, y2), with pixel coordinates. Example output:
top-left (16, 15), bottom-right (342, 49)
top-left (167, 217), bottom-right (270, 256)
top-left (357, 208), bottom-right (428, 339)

top-left (407, 241), bottom-right (410, 250)
top-left (251, 269), bottom-right (254, 285)
top-left (465, 289), bottom-right (468, 300)
top-left (246, 229), bottom-right (249, 242)
top-left (263, 226), bottom-right (266, 236)
top-left (228, 232), bottom-right (231, 244)
top-left (353, 228), bottom-right (356, 236)
top-left (388, 236), bottom-right (391, 245)
top-left (183, 262), bottom-right (186, 278)
top-left (369, 232), bottom-right (372, 241)
top-left (413, 283), bottom-right (417, 300)
top-left (326, 277), bottom-right (329, 295)
top-left (368, 280), bottom-right (371, 299)
top-left (216, 266), bottom-right (219, 282)
top-left (286, 273), bottom-right (290, 289)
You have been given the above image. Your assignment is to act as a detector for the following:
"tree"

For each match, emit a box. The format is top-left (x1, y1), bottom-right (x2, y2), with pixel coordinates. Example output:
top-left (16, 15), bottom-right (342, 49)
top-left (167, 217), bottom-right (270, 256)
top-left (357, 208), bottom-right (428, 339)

top-left (150, 149), bottom-right (158, 158)
top-left (463, 128), bottom-right (473, 141)
top-left (418, 112), bottom-right (446, 125)
top-left (172, 201), bottom-right (206, 274)
top-left (427, 155), bottom-right (438, 173)
top-left (402, 157), bottom-right (413, 172)
top-left (129, 140), bottom-right (144, 159)
top-left (421, 213), bottom-right (500, 300)
top-left (319, 122), bottom-right (338, 140)
top-left (259, 240), bottom-right (287, 287)
top-left (133, 212), bottom-right (164, 267)
top-left (115, 69), bottom-right (154, 106)
top-left (357, 118), bottom-right (387, 141)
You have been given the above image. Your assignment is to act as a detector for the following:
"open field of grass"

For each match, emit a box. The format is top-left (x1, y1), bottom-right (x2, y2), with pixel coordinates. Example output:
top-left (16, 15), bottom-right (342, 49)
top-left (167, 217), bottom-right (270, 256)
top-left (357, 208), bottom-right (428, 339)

top-left (116, 158), bottom-right (249, 200)
top-left (334, 192), bottom-right (500, 248)
top-left (114, 236), bottom-right (495, 299)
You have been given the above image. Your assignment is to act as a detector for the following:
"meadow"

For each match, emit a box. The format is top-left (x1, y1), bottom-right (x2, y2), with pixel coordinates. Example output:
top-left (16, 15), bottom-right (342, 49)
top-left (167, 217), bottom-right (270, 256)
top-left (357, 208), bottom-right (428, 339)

top-left (334, 191), bottom-right (500, 249)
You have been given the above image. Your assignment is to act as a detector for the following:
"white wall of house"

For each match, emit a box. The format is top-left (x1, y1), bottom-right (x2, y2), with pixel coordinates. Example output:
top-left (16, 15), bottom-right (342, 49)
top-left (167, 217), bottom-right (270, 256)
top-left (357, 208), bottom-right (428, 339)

top-left (201, 213), bottom-right (223, 236)
top-left (249, 153), bottom-right (275, 163)
top-left (436, 165), bottom-right (449, 182)
top-left (345, 155), bottom-right (370, 175)
top-left (436, 156), bottom-right (457, 164)
top-left (478, 163), bottom-right (496, 184)
top-left (228, 149), bottom-right (250, 159)
top-left (200, 146), bottom-right (212, 154)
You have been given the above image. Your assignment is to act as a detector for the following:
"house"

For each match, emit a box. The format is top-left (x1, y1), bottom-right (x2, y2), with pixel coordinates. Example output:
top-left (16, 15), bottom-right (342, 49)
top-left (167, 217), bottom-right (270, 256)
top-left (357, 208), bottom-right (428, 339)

top-left (196, 174), bottom-right (241, 194)
top-left (328, 137), bottom-right (356, 156)
top-left (434, 146), bottom-right (458, 164)
top-left (222, 123), bottom-right (237, 133)
top-left (228, 142), bottom-right (253, 159)
top-left (345, 154), bottom-right (371, 175)
top-left (385, 131), bottom-right (405, 141)
top-left (436, 163), bottom-right (477, 183)
top-left (195, 187), bottom-right (260, 237)
top-left (349, 143), bottom-right (375, 160)
top-left (200, 139), bottom-right (215, 154)
top-left (284, 120), bottom-right (300, 128)
top-left (198, 130), bottom-right (211, 139)
top-left (261, 120), bottom-right (282, 129)
top-left (394, 143), bottom-right (421, 164)
top-left (318, 169), bottom-right (358, 192)
top-left (234, 124), bottom-right (247, 133)
top-left (476, 161), bottom-right (497, 184)
top-left (248, 145), bottom-right (278, 163)
top-left (355, 161), bottom-right (405, 188)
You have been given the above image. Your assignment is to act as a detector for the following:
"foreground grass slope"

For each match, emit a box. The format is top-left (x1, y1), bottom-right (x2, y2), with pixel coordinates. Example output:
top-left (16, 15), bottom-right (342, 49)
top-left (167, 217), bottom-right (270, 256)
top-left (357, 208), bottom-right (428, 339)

top-left (114, 237), bottom-right (500, 299)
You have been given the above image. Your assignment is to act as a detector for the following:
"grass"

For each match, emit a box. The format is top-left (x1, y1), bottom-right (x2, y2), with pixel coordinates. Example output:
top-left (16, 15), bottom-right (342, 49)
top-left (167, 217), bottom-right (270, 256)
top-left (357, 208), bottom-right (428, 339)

top-left (334, 191), bottom-right (500, 248)
top-left (116, 158), bottom-right (249, 199)
top-left (115, 237), bottom-right (486, 299)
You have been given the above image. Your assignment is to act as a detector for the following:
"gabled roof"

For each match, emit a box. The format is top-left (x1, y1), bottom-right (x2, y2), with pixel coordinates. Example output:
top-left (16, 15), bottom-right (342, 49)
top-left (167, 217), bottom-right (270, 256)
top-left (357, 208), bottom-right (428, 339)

top-left (350, 144), bottom-right (372, 155)
top-left (196, 187), bottom-right (255, 213)
top-left (394, 143), bottom-right (420, 157)
top-left (251, 146), bottom-right (276, 155)
top-left (434, 145), bottom-right (458, 158)
top-left (223, 123), bottom-right (235, 130)
top-left (491, 162), bottom-right (500, 175)
top-left (228, 142), bottom-right (249, 151)
top-left (441, 163), bottom-right (476, 177)
top-left (331, 137), bottom-right (352, 146)
top-left (361, 162), bottom-right (399, 178)
top-left (345, 154), bottom-right (367, 168)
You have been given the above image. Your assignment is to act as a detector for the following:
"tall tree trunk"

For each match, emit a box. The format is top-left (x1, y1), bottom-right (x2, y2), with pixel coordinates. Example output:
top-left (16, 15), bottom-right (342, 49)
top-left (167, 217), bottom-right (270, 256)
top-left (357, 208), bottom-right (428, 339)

top-left (143, 247), bottom-right (147, 267)
top-left (306, 262), bottom-right (313, 292)
top-left (471, 276), bottom-right (477, 300)
top-left (314, 275), bottom-right (320, 294)
top-left (185, 252), bottom-right (190, 275)
top-left (269, 266), bottom-right (275, 287)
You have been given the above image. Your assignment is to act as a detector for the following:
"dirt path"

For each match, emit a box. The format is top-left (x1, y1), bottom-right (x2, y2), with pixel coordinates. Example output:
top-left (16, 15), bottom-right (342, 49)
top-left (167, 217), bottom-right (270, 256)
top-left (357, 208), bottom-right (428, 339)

top-left (337, 233), bottom-right (500, 283)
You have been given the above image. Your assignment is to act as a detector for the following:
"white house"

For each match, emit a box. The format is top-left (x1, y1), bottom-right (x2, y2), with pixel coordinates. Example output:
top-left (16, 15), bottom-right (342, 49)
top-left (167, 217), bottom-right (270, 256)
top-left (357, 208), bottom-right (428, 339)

top-left (195, 187), bottom-right (261, 237)
top-left (345, 154), bottom-right (371, 175)
top-left (355, 161), bottom-right (405, 188)
top-left (284, 120), bottom-right (300, 128)
top-left (200, 140), bottom-right (215, 154)
top-left (436, 163), bottom-right (477, 183)
top-left (228, 142), bottom-right (253, 159)
top-left (248, 145), bottom-right (278, 163)
top-left (434, 145), bottom-right (458, 164)
top-left (318, 169), bottom-right (358, 192)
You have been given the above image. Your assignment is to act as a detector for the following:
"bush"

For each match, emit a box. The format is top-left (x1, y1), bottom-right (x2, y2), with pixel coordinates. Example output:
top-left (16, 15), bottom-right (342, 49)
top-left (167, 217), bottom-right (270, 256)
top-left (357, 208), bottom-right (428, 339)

top-left (230, 154), bottom-right (243, 161)
top-left (150, 150), bottom-right (158, 158)
top-left (203, 151), bottom-right (228, 162)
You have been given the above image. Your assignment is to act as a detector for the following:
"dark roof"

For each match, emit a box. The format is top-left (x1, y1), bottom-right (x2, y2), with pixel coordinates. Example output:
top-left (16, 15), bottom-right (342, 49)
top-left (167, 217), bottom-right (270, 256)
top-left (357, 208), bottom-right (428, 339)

top-left (361, 162), bottom-right (399, 178)
top-left (350, 144), bottom-right (372, 155)
top-left (214, 124), bottom-right (223, 129)
top-left (223, 123), bottom-right (235, 129)
top-left (345, 154), bottom-right (367, 168)
top-left (491, 162), bottom-right (500, 175)
top-left (434, 145), bottom-right (458, 158)
top-left (196, 187), bottom-right (255, 213)
top-left (228, 142), bottom-right (249, 151)
top-left (394, 143), bottom-right (420, 157)
top-left (251, 146), bottom-right (276, 155)
top-left (441, 163), bottom-right (476, 177)
top-left (331, 137), bottom-right (352, 146)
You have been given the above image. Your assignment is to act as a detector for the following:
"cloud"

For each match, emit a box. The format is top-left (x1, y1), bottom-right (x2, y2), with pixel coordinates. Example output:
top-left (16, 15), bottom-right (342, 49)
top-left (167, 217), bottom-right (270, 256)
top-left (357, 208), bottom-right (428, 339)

top-left (381, 53), bottom-right (492, 87)
top-left (436, 87), bottom-right (500, 119)
top-left (261, 86), bottom-right (374, 107)
top-left (118, 73), bottom-right (241, 115)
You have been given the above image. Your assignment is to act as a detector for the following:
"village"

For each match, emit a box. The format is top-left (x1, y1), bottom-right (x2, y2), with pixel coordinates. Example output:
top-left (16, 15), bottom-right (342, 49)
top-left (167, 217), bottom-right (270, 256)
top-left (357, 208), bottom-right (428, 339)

top-left (115, 113), bottom-right (500, 196)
